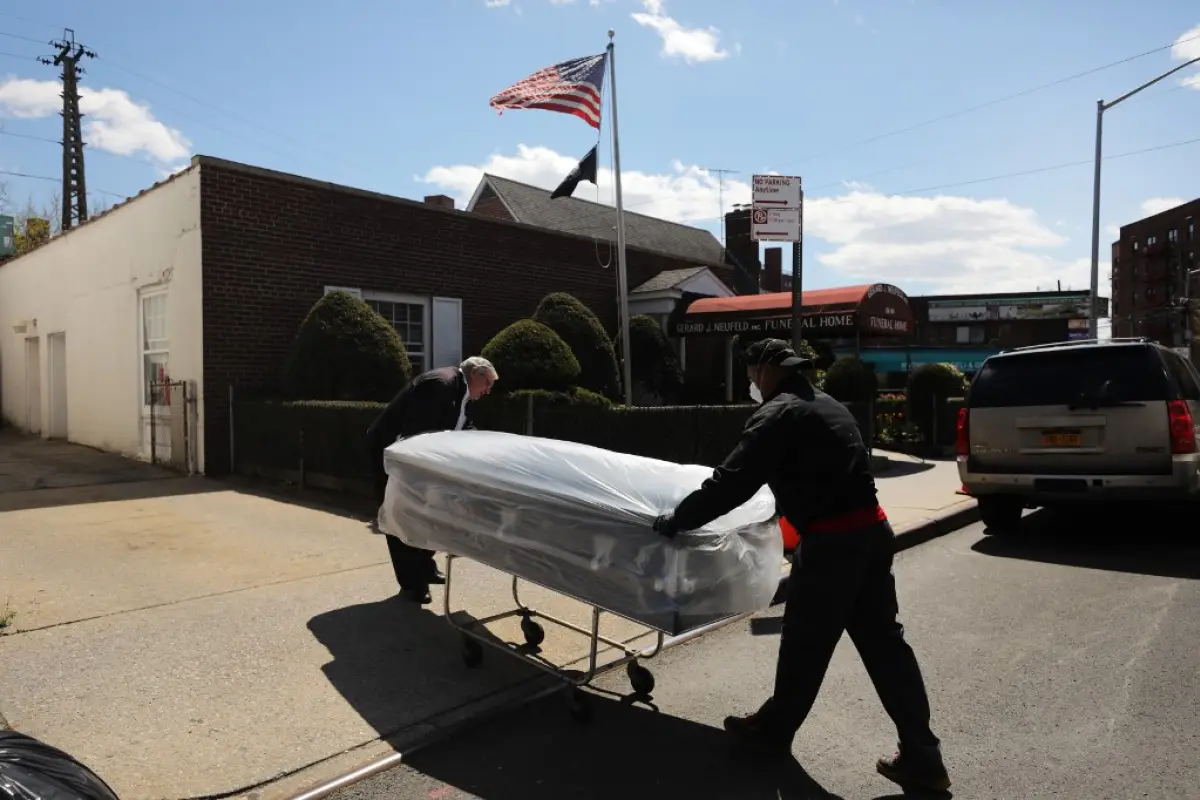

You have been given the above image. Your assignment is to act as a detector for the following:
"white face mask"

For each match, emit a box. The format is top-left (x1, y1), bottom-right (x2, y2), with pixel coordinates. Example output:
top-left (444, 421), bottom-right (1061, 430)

top-left (749, 382), bottom-right (763, 404)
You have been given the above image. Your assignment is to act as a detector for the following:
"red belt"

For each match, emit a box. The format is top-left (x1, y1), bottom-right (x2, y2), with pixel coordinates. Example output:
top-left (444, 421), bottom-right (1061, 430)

top-left (806, 504), bottom-right (888, 534)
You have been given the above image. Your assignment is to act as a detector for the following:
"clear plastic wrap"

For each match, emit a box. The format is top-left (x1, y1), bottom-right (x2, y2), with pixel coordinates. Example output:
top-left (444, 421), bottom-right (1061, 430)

top-left (378, 430), bottom-right (783, 635)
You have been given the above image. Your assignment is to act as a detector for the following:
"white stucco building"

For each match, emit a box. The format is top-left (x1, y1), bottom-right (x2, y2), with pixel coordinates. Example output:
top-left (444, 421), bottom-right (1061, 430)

top-left (0, 167), bottom-right (205, 472)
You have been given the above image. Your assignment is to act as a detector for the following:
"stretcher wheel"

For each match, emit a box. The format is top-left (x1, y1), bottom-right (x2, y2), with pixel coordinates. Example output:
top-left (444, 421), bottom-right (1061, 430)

top-left (461, 635), bottom-right (483, 668)
top-left (626, 661), bottom-right (655, 695)
top-left (567, 688), bottom-right (593, 724)
top-left (520, 617), bottom-right (545, 647)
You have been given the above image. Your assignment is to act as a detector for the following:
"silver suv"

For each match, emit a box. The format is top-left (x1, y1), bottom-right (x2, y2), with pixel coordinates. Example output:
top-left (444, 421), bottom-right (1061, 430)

top-left (956, 338), bottom-right (1200, 533)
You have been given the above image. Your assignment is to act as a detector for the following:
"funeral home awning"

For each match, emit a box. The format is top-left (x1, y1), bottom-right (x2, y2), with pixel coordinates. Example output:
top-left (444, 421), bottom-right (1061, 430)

top-left (667, 283), bottom-right (914, 339)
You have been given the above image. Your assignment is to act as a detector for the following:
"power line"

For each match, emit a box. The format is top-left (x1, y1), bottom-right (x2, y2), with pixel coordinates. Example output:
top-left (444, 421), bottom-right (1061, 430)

top-left (0, 168), bottom-right (126, 199)
top-left (0, 50), bottom-right (37, 60)
top-left (895, 135), bottom-right (1200, 196)
top-left (0, 129), bottom-right (59, 144)
top-left (0, 30), bottom-right (47, 45)
top-left (545, 133), bottom-right (1200, 238)
top-left (774, 30), bottom-right (1200, 170)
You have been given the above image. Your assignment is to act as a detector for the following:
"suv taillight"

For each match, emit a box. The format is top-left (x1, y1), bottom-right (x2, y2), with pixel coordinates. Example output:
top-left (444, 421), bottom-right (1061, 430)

top-left (955, 408), bottom-right (970, 456)
top-left (1168, 400), bottom-right (1197, 455)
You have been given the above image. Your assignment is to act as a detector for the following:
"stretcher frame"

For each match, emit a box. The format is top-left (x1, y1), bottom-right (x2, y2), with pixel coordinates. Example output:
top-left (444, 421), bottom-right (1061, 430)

top-left (442, 552), bottom-right (682, 721)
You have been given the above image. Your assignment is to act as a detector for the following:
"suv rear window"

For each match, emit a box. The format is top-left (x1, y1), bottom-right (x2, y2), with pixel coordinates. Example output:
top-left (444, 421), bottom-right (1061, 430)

top-left (970, 345), bottom-right (1172, 408)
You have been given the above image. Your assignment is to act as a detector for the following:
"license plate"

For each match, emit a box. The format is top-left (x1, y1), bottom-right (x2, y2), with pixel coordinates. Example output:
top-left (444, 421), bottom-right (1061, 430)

top-left (1041, 432), bottom-right (1082, 447)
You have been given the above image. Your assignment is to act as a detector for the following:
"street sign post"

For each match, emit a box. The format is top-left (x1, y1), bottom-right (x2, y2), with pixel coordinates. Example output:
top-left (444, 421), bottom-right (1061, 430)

top-left (751, 175), bottom-right (804, 349)
top-left (751, 174), bottom-right (802, 209)
top-left (750, 207), bottom-right (801, 242)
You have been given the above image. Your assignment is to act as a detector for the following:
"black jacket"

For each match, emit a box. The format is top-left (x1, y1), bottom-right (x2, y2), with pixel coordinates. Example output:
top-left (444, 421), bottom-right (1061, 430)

top-left (672, 369), bottom-right (878, 533)
top-left (366, 367), bottom-right (474, 498)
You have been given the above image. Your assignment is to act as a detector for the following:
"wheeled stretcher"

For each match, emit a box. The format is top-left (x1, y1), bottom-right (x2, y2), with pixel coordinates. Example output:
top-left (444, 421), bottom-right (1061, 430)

top-left (378, 430), bottom-right (783, 719)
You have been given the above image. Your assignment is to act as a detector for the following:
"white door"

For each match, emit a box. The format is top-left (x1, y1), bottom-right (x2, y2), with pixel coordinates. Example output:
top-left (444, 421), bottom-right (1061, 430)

top-left (25, 337), bottom-right (42, 435)
top-left (139, 289), bottom-right (171, 463)
top-left (431, 297), bottom-right (463, 368)
top-left (47, 332), bottom-right (68, 439)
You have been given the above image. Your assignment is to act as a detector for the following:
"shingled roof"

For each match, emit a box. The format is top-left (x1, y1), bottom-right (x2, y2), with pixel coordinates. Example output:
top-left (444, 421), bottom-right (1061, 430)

top-left (468, 174), bottom-right (727, 266)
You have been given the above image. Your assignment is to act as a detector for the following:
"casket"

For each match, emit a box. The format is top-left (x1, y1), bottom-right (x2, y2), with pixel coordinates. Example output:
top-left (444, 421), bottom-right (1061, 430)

top-left (377, 430), bottom-right (782, 635)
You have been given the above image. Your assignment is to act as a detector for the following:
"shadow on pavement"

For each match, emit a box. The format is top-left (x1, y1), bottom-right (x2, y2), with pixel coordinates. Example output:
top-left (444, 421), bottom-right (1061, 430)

top-left (971, 506), bottom-right (1200, 580)
top-left (400, 689), bottom-right (848, 800)
top-left (874, 459), bottom-right (936, 479)
top-left (308, 597), bottom-right (537, 742)
top-left (0, 476), bottom-right (223, 513)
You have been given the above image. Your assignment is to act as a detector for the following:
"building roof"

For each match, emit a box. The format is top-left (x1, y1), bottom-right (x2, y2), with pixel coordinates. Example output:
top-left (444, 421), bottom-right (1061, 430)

top-left (469, 174), bottom-right (727, 266)
top-left (687, 284), bottom-right (878, 315)
top-left (631, 267), bottom-right (709, 293)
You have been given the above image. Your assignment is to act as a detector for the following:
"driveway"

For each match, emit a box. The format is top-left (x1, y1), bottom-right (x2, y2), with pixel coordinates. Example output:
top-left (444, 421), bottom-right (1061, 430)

top-left (0, 429), bottom-right (176, 495)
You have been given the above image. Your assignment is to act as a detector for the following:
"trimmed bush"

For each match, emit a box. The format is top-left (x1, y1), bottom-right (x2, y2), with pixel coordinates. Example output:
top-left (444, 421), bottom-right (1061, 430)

top-left (822, 355), bottom-right (878, 403)
top-left (533, 293), bottom-right (621, 400)
top-left (481, 319), bottom-right (580, 392)
top-left (282, 291), bottom-right (411, 402)
top-left (471, 387), bottom-right (614, 433)
top-left (624, 315), bottom-right (684, 402)
top-left (907, 363), bottom-right (969, 444)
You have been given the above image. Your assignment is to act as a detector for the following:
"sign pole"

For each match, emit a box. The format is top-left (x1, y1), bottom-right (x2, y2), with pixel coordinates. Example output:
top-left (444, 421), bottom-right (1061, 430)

top-left (750, 174), bottom-right (803, 349)
top-left (791, 191), bottom-right (804, 351)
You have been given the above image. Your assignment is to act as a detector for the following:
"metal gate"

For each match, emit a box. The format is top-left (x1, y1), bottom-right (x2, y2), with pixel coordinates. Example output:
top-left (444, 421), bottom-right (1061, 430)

top-left (148, 379), bottom-right (195, 473)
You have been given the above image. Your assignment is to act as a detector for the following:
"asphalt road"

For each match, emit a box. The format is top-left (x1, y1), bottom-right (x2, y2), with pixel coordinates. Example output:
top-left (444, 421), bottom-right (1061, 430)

top-left (330, 509), bottom-right (1200, 799)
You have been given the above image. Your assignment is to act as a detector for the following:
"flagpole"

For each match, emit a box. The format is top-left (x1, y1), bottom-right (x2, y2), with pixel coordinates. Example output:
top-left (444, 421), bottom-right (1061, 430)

top-left (607, 29), bottom-right (634, 407)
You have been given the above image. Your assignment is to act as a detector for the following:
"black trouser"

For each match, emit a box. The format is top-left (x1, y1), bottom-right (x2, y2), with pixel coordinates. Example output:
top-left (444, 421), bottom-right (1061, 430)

top-left (385, 535), bottom-right (437, 591)
top-left (375, 473), bottom-right (437, 591)
top-left (768, 520), bottom-right (941, 756)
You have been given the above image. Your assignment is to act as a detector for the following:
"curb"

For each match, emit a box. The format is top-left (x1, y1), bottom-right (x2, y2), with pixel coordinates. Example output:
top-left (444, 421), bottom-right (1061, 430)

top-left (772, 500), bottom-right (980, 604)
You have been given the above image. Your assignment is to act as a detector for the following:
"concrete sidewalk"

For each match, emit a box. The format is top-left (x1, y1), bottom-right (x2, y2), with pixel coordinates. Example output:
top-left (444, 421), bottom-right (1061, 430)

top-left (0, 449), bottom-right (973, 800)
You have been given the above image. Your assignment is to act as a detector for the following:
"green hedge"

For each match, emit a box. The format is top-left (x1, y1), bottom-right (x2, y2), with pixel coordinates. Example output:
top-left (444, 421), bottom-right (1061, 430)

top-left (231, 394), bottom-right (892, 491)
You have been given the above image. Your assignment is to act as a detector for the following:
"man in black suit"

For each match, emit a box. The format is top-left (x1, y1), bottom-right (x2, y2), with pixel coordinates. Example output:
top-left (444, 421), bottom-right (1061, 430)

top-left (367, 356), bottom-right (498, 603)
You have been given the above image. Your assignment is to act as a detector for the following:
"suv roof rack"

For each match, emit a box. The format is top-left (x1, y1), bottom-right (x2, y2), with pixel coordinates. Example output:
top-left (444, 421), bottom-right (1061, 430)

top-left (1002, 337), bottom-right (1152, 353)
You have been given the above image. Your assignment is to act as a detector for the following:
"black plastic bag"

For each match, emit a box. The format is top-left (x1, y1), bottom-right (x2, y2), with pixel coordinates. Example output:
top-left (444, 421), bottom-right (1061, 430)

top-left (0, 731), bottom-right (119, 800)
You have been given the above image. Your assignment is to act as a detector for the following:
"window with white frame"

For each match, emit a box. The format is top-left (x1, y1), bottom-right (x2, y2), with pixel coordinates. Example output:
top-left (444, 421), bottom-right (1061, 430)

top-left (365, 293), bottom-right (429, 373)
top-left (141, 290), bottom-right (170, 406)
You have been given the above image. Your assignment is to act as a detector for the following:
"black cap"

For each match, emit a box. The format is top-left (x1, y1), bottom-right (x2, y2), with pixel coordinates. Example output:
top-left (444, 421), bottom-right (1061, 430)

top-left (742, 337), bottom-right (813, 369)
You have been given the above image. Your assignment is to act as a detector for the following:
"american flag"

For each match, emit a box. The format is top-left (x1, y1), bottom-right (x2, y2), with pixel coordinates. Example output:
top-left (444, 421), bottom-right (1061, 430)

top-left (489, 53), bottom-right (607, 129)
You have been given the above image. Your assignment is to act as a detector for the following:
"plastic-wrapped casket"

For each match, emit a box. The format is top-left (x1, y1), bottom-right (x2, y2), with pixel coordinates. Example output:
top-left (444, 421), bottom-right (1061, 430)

top-left (378, 430), bottom-right (783, 635)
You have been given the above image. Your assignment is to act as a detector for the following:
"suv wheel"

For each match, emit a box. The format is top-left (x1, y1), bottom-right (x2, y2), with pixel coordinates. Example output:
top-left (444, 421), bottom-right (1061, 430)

top-left (978, 496), bottom-right (1023, 535)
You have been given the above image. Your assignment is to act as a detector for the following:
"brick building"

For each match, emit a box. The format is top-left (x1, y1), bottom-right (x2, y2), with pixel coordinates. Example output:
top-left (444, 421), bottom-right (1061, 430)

top-left (1110, 197), bottom-right (1199, 345)
top-left (0, 156), bottom-right (749, 475)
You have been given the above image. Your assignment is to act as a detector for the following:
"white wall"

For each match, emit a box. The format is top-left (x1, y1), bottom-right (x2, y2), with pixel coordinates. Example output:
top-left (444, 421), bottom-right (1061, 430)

top-left (0, 167), bottom-right (205, 469)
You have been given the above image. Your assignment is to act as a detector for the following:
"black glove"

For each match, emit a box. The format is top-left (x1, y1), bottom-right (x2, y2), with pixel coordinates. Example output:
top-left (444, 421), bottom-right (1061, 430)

top-left (653, 513), bottom-right (680, 539)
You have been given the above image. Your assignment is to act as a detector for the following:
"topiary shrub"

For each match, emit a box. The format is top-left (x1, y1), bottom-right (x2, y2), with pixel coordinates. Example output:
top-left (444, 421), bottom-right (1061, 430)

top-left (822, 355), bottom-right (878, 403)
top-left (906, 362), bottom-right (969, 443)
top-left (622, 315), bottom-right (684, 404)
top-left (481, 319), bottom-right (580, 392)
top-left (533, 292), bottom-right (621, 400)
top-left (282, 291), bottom-right (411, 402)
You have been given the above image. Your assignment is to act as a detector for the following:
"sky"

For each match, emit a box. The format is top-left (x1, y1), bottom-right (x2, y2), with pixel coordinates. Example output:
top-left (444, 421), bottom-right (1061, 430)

top-left (1, 1), bottom-right (1199, 321)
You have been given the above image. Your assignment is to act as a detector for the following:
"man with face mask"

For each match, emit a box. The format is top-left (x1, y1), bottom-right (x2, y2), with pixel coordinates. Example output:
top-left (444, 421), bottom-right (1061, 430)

top-left (653, 338), bottom-right (950, 794)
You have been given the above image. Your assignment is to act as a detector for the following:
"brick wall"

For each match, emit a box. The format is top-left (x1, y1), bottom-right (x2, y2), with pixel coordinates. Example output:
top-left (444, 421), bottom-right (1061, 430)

top-left (199, 159), bottom-right (734, 474)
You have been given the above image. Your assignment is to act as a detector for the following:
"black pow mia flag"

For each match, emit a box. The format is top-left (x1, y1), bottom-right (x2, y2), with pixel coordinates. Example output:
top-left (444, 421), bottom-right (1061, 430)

top-left (550, 144), bottom-right (598, 199)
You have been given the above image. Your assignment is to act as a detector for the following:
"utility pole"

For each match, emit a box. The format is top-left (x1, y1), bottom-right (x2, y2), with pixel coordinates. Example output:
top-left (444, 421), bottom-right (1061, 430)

top-left (703, 168), bottom-right (738, 246)
top-left (39, 29), bottom-right (96, 232)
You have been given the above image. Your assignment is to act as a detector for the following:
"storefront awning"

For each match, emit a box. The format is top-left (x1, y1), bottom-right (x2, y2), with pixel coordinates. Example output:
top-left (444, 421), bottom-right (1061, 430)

top-left (668, 283), bottom-right (914, 339)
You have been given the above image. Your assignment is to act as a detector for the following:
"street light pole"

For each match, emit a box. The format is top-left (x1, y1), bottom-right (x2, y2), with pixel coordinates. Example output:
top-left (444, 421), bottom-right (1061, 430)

top-left (1087, 54), bottom-right (1200, 339)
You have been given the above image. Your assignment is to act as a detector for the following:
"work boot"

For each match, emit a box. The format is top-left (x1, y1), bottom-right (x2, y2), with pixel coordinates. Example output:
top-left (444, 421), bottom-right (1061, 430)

top-left (427, 569), bottom-right (447, 585)
top-left (723, 701), bottom-right (793, 756)
top-left (876, 748), bottom-right (951, 793)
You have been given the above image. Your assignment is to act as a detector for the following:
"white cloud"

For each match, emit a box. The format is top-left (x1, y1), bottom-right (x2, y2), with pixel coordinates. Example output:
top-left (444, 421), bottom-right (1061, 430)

top-left (420, 144), bottom-right (1108, 296)
top-left (1172, 24), bottom-right (1200, 89)
top-left (631, 0), bottom-right (729, 64)
top-left (1140, 196), bottom-right (1186, 217)
top-left (0, 77), bottom-right (191, 164)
